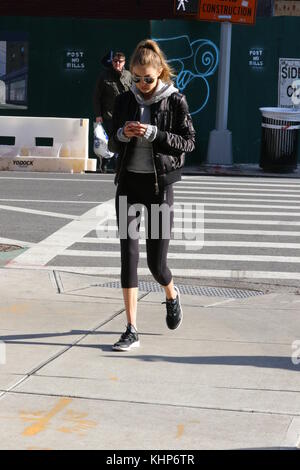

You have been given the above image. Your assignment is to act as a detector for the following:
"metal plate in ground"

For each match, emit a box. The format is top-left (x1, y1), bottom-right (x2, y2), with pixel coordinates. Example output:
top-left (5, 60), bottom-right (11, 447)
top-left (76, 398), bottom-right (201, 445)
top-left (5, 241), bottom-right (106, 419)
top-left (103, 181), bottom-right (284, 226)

top-left (93, 280), bottom-right (264, 299)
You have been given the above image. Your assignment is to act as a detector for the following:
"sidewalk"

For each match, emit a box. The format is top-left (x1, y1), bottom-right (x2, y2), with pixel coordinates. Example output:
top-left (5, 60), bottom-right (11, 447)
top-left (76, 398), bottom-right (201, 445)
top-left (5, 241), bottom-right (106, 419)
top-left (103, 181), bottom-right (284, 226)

top-left (0, 267), bottom-right (300, 450)
top-left (103, 163), bottom-right (300, 178)
top-left (183, 164), bottom-right (300, 178)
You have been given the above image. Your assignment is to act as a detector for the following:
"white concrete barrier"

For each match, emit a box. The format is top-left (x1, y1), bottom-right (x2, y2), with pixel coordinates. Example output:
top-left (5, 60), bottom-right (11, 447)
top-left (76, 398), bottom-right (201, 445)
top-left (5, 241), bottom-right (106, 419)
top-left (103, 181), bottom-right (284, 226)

top-left (0, 116), bottom-right (96, 172)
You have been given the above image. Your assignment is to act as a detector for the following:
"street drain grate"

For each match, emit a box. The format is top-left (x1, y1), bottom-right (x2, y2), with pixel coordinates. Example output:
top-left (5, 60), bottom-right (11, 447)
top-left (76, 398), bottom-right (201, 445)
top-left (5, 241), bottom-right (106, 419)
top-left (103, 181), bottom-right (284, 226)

top-left (94, 280), bottom-right (264, 299)
top-left (0, 244), bottom-right (22, 252)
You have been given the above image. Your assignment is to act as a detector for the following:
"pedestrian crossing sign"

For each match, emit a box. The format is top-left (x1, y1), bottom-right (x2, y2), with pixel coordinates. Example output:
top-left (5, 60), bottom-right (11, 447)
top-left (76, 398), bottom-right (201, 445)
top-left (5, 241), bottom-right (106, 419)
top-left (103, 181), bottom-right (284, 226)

top-left (174, 0), bottom-right (200, 15)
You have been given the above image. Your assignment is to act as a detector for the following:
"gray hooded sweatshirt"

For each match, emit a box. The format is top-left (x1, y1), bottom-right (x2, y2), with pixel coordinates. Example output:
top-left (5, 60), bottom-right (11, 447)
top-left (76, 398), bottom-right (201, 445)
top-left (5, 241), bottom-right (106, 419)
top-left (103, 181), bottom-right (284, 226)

top-left (117, 79), bottom-right (178, 173)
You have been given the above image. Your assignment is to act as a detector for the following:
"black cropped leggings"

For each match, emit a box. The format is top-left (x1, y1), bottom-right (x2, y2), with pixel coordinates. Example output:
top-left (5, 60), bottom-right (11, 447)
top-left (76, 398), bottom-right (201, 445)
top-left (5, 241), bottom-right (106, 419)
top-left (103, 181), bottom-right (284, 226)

top-left (115, 170), bottom-right (174, 288)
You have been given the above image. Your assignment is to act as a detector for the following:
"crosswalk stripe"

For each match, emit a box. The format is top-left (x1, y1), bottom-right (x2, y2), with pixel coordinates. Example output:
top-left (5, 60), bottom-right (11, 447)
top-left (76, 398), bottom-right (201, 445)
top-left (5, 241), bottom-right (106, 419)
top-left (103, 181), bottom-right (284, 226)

top-left (175, 190), bottom-right (300, 198)
top-left (181, 176), bottom-right (300, 183)
top-left (175, 202), bottom-right (300, 210)
top-left (177, 186), bottom-right (300, 194)
top-left (171, 204), bottom-right (300, 214)
top-left (113, 216), bottom-right (300, 226)
top-left (8, 175), bottom-right (300, 283)
top-left (80, 238), bottom-right (300, 249)
top-left (136, 201), bottom-right (300, 210)
top-left (174, 218), bottom-right (300, 226)
top-left (175, 195), bottom-right (300, 204)
top-left (176, 209), bottom-right (300, 216)
top-left (94, 225), bottom-right (300, 236)
top-left (62, 250), bottom-right (300, 263)
top-left (45, 266), bottom-right (300, 280)
top-left (0, 204), bottom-right (77, 220)
top-left (0, 199), bottom-right (103, 204)
top-left (93, 217), bottom-right (300, 227)
top-left (178, 181), bottom-right (300, 188)
top-left (7, 200), bottom-right (115, 268)
top-left (0, 176), bottom-right (110, 183)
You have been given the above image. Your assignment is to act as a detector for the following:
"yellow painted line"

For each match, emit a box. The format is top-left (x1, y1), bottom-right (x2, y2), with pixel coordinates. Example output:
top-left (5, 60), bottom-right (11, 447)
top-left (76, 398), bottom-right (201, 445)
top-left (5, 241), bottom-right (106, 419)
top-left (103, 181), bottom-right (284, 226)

top-left (0, 303), bottom-right (29, 314)
top-left (176, 424), bottom-right (185, 439)
top-left (22, 398), bottom-right (72, 437)
top-left (109, 376), bottom-right (119, 381)
top-left (57, 410), bottom-right (97, 435)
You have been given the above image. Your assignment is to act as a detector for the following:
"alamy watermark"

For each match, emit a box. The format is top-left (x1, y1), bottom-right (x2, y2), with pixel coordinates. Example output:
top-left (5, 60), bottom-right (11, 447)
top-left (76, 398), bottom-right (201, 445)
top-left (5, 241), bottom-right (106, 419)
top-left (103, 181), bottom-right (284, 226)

top-left (0, 341), bottom-right (6, 365)
top-left (96, 198), bottom-right (205, 251)
top-left (291, 340), bottom-right (300, 366)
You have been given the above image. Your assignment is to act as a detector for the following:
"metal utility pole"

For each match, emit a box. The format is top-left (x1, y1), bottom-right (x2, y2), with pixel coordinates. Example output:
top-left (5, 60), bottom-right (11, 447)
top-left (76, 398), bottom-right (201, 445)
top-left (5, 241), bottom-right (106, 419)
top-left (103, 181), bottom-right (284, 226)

top-left (207, 22), bottom-right (233, 164)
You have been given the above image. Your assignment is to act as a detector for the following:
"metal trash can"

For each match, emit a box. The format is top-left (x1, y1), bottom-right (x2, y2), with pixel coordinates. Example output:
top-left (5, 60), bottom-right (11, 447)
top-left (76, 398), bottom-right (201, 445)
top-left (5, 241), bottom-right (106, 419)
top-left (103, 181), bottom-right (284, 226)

top-left (259, 107), bottom-right (300, 172)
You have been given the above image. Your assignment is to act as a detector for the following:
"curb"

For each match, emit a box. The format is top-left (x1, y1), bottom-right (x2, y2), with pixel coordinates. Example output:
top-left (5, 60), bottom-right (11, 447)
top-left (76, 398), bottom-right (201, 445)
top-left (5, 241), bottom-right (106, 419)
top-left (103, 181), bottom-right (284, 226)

top-left (182, 164), bottom-right (300, 178)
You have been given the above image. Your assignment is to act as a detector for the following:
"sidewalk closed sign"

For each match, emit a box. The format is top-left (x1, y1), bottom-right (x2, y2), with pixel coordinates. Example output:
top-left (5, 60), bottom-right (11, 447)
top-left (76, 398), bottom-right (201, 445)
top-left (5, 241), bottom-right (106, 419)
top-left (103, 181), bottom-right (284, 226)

top-left (198, 0), bottom-right (257, 24)
top-left (278, 58), bottom-right (300, 107)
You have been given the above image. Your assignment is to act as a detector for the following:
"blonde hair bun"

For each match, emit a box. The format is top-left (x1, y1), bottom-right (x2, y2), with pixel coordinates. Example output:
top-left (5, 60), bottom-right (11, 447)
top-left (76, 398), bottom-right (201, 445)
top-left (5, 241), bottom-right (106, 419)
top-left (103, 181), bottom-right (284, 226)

top-left (130, 39), bottom-right (176, 84)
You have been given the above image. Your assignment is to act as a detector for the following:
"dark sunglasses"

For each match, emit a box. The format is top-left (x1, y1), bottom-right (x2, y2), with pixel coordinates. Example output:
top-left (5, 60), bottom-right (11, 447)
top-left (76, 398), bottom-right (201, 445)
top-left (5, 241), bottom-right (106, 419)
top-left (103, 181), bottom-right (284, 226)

top-left (132, 75), bottom-right (156, 84)
top-left (113, 59), bottom-right (125, 63)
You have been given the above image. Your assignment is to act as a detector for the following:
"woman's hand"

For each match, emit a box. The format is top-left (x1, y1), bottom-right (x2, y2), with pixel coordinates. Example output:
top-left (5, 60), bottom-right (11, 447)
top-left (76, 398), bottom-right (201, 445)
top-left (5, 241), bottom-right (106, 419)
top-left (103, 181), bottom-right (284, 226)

top-left (123, 122), bottom-right (148, 138)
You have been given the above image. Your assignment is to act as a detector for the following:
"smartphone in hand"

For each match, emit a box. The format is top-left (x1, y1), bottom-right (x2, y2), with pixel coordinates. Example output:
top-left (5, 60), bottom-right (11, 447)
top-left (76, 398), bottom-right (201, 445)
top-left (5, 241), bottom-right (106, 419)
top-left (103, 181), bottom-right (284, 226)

top-left (125, 121), bottom-right (140, 127)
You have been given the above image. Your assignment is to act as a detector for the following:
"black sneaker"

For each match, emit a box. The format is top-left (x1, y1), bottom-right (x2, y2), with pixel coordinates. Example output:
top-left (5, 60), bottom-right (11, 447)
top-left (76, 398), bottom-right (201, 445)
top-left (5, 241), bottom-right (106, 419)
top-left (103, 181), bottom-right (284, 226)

top-left (162, 285), bottom-right (183, 330)
top-left (112, 324), bottom-right (140, 351)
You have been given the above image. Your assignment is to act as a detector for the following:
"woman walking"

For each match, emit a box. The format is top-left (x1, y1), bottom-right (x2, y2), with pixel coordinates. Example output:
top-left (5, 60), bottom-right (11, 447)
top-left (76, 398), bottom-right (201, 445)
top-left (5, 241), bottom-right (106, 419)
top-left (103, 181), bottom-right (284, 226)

top-left (108, 39), bottom-right (195, 351)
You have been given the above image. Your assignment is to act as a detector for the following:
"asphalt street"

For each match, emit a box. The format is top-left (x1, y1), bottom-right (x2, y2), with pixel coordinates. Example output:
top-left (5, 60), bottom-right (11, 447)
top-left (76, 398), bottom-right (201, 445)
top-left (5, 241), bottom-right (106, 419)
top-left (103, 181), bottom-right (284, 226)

top-left (0, 173), bottom-right (113, 242)
top-left (1, 171), bottom-right (300, 292)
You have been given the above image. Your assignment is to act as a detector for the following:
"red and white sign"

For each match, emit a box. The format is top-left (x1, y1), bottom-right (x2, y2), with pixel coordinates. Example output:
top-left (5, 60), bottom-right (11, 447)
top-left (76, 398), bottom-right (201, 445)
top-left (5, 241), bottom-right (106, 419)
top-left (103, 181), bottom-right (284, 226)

top-left (198, 0), bottom-right (257, 25)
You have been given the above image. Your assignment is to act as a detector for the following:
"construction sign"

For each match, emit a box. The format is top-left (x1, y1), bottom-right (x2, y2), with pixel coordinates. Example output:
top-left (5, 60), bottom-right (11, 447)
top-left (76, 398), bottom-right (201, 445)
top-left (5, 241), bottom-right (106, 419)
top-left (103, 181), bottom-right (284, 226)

top-left (198, 0), bottom-right (257, 25)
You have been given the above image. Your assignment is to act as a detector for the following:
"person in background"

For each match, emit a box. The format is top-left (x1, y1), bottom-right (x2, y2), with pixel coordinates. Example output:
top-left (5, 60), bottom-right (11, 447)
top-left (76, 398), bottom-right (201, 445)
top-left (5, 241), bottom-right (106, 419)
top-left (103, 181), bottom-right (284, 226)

top-left (94, 51), bottom-right (132, 172)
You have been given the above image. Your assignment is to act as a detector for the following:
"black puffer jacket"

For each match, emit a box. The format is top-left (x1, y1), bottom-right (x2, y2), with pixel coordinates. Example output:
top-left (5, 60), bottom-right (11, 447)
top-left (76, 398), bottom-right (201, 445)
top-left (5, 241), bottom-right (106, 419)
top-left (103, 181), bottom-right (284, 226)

top-left (108, 90), bottom-right (196, 194)
top-left (93, 67), bottom-right (132, 120)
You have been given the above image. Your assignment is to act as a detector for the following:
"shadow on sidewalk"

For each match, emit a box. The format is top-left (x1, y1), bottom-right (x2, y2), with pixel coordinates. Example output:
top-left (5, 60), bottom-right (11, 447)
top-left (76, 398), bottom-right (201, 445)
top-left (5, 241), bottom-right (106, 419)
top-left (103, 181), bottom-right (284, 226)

top-left (103, 354), bottom-right (300, 372)
top-left (0, 330), bottom-right (161, 350)
top-left (1, 331), bottom-right (299, 371)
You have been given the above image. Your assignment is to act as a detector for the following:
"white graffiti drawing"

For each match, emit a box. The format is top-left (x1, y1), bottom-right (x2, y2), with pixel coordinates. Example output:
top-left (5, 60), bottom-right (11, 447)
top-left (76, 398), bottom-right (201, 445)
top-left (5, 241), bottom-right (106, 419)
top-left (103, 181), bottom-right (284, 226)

top-left (177, 0), bottom-right (190, 11)
top-left (153, 35), bottom-right (219, 115)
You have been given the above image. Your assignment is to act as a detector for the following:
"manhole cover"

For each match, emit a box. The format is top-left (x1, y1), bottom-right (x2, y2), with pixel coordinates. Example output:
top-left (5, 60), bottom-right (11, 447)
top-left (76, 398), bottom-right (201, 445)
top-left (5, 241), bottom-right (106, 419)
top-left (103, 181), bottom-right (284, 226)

top-left (93, 280), bottom-right (264, 299)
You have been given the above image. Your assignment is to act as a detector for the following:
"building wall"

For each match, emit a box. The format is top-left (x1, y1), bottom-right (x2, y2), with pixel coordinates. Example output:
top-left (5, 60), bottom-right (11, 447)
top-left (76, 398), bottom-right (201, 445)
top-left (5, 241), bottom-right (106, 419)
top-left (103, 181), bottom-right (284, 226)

top-left (0, 0), bottom-right (175, 19)
top-left (0, 16), bottom-right (150, 155)
top-left (152, 16), bottom-right (300, 165)
top-left (257, 0), bottom-right (275, 16)
top-left (1, 14), bottom-right (300, 165)
top-left (0, 0), bottom-right (275, 19)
